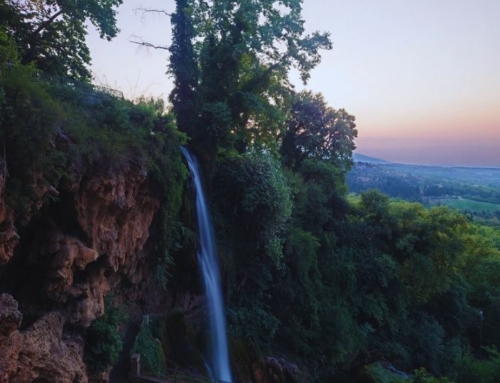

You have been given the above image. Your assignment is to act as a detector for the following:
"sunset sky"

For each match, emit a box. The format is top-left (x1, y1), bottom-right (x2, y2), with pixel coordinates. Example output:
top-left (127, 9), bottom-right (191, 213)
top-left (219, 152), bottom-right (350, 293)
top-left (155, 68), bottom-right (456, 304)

top-left (86, 0), bottom-right (500, 167)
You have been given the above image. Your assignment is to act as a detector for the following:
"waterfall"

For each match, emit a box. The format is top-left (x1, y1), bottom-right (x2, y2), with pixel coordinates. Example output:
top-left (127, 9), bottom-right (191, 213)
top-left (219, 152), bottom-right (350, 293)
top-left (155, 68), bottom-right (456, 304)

top-left (181, 147), bottom-right (232, 382)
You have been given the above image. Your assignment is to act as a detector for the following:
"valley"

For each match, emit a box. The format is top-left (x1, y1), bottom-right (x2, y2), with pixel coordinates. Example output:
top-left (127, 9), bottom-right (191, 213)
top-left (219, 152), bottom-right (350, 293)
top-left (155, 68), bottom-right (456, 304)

top-left (348, 160), bottom-right (500, 226)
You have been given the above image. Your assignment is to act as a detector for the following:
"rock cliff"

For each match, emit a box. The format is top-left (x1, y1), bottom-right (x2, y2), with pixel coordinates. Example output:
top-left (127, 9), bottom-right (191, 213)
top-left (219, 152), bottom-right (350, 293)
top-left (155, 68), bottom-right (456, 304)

top-left (0, 159), bottom-right (168, 382)
top-left (0, 151), bottom-right (294, 383)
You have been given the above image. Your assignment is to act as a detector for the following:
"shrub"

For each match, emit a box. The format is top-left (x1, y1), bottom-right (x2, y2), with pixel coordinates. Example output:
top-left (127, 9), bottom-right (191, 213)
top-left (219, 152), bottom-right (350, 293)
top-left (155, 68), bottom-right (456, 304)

top-left (454, 348), bottom-right (500, 383)
top-left (131, 321), bottom-right (167, 377)
top-left (84, 296), bottom-right (127, 373)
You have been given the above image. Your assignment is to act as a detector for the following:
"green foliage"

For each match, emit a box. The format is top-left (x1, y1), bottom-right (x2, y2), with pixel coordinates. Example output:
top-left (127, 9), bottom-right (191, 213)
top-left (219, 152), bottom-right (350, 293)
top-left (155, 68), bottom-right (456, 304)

top-left (131, 322), bottom-right (167, 377)
top-left (0, 64), bottom-right (69, 217)
top-left (281, 90), bottom-right (358, 172)
top-left (154, 312), bottom-right (207, 375)
top-left (168, 0), bottom-right (200, 139)
top-left (227, 303), bottom-right (280, 347)
top-left (213, 151), bottom-right (291, 350)
top-left (0, 56), bottom-right (187, 230)
top-left (84, 296), bottom-right (127, 373)
top-left (168, 0), bottom-right (332, 158)
top-left (453, 347), bottom-right (500, 383)
top-left (213, 144), bottom-right (500, 382)
top-left (0, 27), bottom-right (19, 70)
top-left (347, 163), bottom-right (500, 220)
top-left (365, 363), bottom-right (453, 383)
top-left (194, 0), bottom-right (332, 83)
top-left (162, 2), bottom-right (500, 379)
top-left (143, 112), bottom-right (188, 288)
top-left (352, 192), bottom-right (469, 305)
top-left (362, 363), bottom-right (408, 383)
top-left (215, 151), bottom-right (292, 269)
top-left (3, 0), bottom-right (122, 80)
top-left (399, 368), bottom-right (453, 383)
top-left (131, 313), bottom-right (207, 378)
top-left (5, 1), bottom-right (500, 381)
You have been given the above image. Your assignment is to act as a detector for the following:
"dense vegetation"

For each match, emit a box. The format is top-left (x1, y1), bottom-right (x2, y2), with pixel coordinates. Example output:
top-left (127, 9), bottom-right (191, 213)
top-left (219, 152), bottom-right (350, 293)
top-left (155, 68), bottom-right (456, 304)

top-left (84, 296), bottom-right (127, 373)
top-left (348, 163), bottom-right (500, 227)
top-left (3, 1), bottom-right (500, 382)
top-left (216, 164), bottom-right (500, 381)
top-left (0, 21), bottom-right (187, 374)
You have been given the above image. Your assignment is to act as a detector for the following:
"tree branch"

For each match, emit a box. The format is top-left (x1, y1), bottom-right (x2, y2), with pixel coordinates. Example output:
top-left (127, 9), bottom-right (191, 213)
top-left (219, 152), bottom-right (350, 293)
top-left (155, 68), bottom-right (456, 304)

top-left (130, 36), bottom-right (168, 51)
top-left (134, 8), bottom-right (171, 24)
top-left (134, 8), bottom-right (171, 16)
top-left (32, 10), bottom-right (64, 37)
top-left (23, 9), bottom-right (64, 64)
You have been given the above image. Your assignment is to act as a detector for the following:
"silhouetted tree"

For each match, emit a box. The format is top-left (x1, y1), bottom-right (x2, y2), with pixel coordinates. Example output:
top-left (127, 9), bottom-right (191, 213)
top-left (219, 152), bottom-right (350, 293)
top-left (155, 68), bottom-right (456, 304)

top-left (281, 90), bottom-right (357, 171)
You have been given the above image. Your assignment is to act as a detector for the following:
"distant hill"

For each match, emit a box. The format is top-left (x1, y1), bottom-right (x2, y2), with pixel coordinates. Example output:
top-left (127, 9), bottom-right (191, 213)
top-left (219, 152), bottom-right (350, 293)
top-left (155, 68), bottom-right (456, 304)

top-left (346, 161), bottom-right (500, 227)
top-left (353, 153), bottom-right (391, 164)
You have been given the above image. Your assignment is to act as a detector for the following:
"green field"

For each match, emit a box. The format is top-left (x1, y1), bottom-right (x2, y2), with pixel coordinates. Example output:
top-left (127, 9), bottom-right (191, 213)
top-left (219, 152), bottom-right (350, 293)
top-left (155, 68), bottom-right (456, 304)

top-left (428, 197), bottom-right (500, 213)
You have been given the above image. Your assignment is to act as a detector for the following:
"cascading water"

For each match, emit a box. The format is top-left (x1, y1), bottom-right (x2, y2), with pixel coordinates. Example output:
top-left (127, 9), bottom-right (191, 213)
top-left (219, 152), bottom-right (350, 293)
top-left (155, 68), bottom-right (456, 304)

top-left (181, 147), bottom-right (232, 382)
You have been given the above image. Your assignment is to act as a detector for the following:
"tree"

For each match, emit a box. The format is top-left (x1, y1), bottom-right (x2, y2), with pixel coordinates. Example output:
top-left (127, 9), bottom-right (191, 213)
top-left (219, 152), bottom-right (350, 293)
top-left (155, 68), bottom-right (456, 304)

top-left (168, 0), bottom-right (200, 139)
top-left (280, 90), bottom-right (358, 171)
top-left (168, 0), bottom-right (332, 158)
top-left (2, 0), bottom-right (122, 80)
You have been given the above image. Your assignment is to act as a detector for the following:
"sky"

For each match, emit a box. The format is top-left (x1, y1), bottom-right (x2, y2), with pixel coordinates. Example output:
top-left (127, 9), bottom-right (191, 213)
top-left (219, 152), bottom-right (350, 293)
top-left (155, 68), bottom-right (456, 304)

top-left (86, 0), bottom-right (500, 167)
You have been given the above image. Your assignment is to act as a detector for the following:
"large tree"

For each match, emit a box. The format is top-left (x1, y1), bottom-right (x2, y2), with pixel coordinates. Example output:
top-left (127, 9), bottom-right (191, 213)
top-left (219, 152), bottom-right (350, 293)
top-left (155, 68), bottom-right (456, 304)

top-left (168, 0), bottom-right (199, 138)
top-left (280, 90), bottom-right (358, 171)
top-left (169, 0), bottom-right (332, 158)
top-left (2, 0), bottom-right (122, 81)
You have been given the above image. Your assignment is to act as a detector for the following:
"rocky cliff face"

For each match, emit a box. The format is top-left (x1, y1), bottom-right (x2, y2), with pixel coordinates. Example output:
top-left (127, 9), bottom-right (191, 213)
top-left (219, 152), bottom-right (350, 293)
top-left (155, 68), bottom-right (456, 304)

top-left (0, 155), bottom-right (299, 383)
top-left (0, 162), bottom-right (19, 267)
top-left (0, 159), bottom-right (168, 383)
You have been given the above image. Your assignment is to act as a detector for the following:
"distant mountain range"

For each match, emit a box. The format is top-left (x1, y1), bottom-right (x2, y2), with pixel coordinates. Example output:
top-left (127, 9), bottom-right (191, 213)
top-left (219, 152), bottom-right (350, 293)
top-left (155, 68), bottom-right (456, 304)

top-left (352, 153), bottom-right (391, 164)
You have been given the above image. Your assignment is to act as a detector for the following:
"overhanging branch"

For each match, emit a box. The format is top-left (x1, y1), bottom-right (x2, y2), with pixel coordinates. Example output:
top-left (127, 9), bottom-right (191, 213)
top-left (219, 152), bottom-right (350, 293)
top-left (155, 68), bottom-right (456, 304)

top-left (134, 8), bottom-right (171, 16)
top-left (134, 8), bottom-right (171, 24)
top-left (129, 35), bottom-right (168, 50)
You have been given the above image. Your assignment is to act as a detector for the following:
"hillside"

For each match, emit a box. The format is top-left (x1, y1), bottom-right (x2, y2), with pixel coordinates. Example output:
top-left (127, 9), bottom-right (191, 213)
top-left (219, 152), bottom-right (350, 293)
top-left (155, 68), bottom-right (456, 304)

top-left (347, 162), bottom-right (500, 226)
top-left (353, 153), bottom-right (391, 164)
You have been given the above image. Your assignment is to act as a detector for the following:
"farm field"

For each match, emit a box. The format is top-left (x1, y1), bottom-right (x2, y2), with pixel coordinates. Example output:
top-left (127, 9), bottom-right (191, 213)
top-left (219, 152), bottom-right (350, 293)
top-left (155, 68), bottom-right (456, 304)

top-left (348, 161), bottom-right (500, 226)
top-left (426, 197), bottom-right (500, 213)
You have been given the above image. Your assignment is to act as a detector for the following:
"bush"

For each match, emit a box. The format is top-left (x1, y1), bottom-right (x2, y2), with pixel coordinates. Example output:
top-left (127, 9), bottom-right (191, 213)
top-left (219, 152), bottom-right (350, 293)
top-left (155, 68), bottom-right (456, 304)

top-left (454, 348), bottom-right (500, 383)
top-left (84, 296), bottom-right (127, 373)
top-left (0, 56), bottom-right (188, 227)
top-left (131, 321), bottom-right (167, 377)
top-left (215, 151), bottom-right (292, 268)
top-left (0, 64), bottom-right (69, 217)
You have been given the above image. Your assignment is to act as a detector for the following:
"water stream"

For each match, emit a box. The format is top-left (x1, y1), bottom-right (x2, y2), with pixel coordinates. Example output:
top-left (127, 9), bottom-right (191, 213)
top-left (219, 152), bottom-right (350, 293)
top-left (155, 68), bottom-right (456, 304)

top-left (181, 147), bottom-right (232, 382)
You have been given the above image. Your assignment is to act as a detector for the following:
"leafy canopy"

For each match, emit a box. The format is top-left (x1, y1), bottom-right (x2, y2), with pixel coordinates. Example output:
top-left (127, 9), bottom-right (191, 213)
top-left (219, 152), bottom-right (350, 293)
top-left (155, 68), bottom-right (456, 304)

top-left (281, 90), bottom-right (358, 172)
top-left (2, 0), bottom-right (122, 80)
top-left (169, 0), bottom-right (332, 156)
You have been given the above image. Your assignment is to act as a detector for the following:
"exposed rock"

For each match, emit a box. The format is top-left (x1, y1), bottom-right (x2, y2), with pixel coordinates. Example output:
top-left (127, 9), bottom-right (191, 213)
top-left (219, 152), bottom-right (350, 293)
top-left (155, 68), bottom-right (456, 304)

top-left (0, 293), bottom-right (22, 341)
top-left (0, 311), bottom-right (87, 383)
top-left (0, 222), bottom-right (18, 266)
top-left (0, 160), bottom-right (165, 382)
top-left (253, 356), bottom-right (302, 383)
top-left (75, 165), bottom-right (159, 275)
top-left (43, 232), bottom-right (99, 301)
top-left (30, 172), bottom-right (60, 216)
top-left (0, 160), bottom-right (19, 266)
top-left (88, 368), bottom-right (112, 383)
top-left (65, 268), bottom-right (108, 328)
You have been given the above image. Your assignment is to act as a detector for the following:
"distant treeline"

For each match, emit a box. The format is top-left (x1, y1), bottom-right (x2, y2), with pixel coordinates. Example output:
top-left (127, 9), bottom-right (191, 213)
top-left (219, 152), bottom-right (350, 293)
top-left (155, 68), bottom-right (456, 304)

top-left (348, 163), bottom-right (500, 205)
